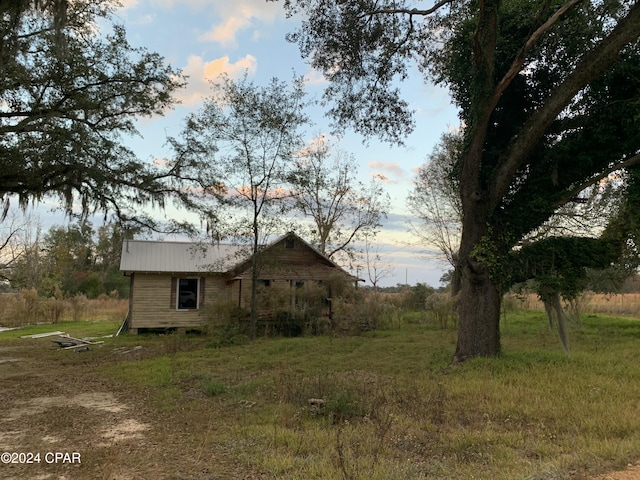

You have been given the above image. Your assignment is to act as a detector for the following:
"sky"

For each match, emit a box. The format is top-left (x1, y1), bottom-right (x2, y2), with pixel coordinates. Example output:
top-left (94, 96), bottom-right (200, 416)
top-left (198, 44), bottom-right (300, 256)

top-left (60, 0), bottom-right (463, 287)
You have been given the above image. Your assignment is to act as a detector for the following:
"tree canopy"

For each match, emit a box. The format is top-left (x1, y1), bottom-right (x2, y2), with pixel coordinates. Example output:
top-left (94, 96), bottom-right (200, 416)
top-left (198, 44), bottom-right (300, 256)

top-left (0, 0), bottom-right (187, 229)
top-left (280, 0), bottom-right (640, 360)
top-left (7, 219), bottom-right (131, 298)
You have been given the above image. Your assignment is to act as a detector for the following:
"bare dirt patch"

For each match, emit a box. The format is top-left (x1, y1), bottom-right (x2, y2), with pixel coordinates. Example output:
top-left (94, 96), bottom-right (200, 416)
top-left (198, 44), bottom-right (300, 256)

top-left (590, 463), bottom-right (640, 480)
top-left (0, 339), bottom-right (262, 479)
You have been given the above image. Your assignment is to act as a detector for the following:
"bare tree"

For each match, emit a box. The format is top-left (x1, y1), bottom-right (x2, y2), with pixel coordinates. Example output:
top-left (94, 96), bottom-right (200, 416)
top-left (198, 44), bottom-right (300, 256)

top-left (362, 233), bottom-right (395, 291)
top-left (407, 131), bottom-right (463, 269)
top-left (289, 137), bottom-right (390, 262)
top-left (0, 211), bottom-right (41, 286)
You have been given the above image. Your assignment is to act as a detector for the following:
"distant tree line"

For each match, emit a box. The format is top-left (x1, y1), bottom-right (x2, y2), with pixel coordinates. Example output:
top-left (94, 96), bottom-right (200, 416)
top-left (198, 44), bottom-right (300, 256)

top-left (3, 220), bottom-right (130, 299)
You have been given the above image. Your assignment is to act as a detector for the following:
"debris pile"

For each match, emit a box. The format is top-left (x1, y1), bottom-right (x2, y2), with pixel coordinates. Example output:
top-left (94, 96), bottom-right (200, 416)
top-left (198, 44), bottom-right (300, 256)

top-left (20, 331), bottom-right (111, 351)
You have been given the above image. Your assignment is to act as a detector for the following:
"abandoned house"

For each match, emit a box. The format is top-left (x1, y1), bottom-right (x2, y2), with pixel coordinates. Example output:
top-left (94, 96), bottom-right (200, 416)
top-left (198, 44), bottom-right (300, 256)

top-left (119, 232), bottom-right (358, 333)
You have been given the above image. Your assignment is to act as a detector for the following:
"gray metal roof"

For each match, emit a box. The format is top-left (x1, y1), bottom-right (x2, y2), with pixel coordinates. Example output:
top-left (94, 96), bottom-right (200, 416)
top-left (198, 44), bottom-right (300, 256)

top-left (119, 233), bottom-right (359, 280)
top-left (119, 240), bottom-right (246, 273)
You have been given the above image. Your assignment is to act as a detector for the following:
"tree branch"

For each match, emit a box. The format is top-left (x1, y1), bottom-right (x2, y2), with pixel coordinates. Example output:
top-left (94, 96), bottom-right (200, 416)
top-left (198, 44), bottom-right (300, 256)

top-left (492, 0), bottom-right (584, 104)
top-left (489, 1), bottom-right (640, 211)
top-left (359, 0), bottom-right (454, 18)
top-left (553, 153), bottom-right (640, 209)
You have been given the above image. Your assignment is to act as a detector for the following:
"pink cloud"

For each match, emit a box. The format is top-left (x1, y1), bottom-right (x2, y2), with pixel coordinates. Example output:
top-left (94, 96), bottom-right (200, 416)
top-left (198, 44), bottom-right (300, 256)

top-left (176, 55), bottom-right (257, 105)
top-left (369, 161), bottom-right (406, 178)
top-left (369, 161), bottom-right (406, 184)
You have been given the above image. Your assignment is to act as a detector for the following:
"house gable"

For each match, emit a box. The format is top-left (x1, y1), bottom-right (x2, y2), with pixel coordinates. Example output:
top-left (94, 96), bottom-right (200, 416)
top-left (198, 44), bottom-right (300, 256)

top-left (227, 232), bottom-right (349, 280)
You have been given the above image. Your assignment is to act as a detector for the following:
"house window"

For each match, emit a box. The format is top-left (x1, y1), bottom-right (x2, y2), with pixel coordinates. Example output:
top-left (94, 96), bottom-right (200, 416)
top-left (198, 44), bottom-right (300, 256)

top-left (177, 278), bottom-right (199, 310)
top-left (285, 238), bottom-right (295, 249)
top-left (259, 279), bottom-right (271, 287)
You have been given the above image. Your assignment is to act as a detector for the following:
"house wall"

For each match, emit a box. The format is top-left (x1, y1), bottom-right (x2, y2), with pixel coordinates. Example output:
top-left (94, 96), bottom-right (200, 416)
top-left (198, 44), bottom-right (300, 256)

top-left (125, 235), bottom-right (354, 331)
top-left (129, 273), bottom-right (229, 330)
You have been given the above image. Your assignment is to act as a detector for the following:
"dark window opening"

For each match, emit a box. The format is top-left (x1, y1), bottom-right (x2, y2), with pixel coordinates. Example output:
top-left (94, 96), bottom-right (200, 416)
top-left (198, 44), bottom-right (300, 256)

top-left (259, 279), bottom-right (271, 287)
top-left (178, 278), bottom-right (199, 310)
top-left (285, 238), bottom-right (295, 249)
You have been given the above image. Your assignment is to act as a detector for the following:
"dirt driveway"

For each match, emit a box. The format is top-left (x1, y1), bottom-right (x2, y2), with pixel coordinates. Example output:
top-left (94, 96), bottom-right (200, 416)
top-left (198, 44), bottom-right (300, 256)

top-left (0, 339), bottom-right (263, 480)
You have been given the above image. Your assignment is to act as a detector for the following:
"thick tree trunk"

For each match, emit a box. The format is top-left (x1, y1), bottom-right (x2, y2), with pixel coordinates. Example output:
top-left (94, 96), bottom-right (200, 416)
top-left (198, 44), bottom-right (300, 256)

top-left (452, 204), bottom-right (502, 362)
top-left (453, 261), bottom-right (501, 362)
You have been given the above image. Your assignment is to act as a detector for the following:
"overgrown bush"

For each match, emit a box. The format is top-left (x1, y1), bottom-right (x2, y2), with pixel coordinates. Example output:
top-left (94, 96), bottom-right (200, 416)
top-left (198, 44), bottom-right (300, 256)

top-left (204, 299), bottom-right (245, 329)
top-left (68, 293), bottom-right (89, 321)
top-left (210, 323), bottom-right (250, 347)
top-left (40, 287), bottom-right (66, 323)
top-left (404, 283), bottom-right (436, 310)
top-left (331, 288), bottom-right (383, 333)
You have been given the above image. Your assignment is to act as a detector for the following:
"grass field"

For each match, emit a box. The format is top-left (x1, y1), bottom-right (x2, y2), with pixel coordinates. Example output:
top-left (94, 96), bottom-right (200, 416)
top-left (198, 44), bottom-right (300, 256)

top-left (520, 292), bottom-right (640, 318)
top-left (2, 301), bottom-right (640, 479)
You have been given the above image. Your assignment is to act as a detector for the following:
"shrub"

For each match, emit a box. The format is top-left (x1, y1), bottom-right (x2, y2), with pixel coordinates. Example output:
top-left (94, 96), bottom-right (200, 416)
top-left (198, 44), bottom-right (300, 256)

top-left (68, 293), bottom-right (88, 321)
top-left (203, 378), bottom-right (226, 397)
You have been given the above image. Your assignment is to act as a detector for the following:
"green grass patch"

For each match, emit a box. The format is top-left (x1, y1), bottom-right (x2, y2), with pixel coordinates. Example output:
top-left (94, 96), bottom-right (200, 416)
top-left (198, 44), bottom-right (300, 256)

top-left (96, 310), bottom-right (640, 479)
top-left (0, 319), bottom-right (121, 343)
top-left (203, 378), bottom-right (227, 397)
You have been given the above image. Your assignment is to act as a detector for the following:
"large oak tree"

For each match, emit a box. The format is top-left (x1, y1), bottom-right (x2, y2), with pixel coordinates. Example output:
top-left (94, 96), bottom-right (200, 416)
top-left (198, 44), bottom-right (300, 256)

top-left (279, 0), bottom-right (640, 361)
top-left (0, 0), bottom-right (188, 229)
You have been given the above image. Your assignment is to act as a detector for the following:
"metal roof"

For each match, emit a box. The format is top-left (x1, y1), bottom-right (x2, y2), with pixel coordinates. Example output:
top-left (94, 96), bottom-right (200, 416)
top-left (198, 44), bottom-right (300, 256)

top-left (119, 240), bottom-right (246, 273)
top-left (119, 233), bottom-right (359, 280)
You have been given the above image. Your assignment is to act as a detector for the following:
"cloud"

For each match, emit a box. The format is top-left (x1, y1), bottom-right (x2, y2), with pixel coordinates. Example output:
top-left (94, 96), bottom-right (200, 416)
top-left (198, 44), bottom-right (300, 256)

top-left (200, 16), bottom-right (251, 47)
top-left (199, 1), bottom-right (283, 48)
top-left (304, 69), bottom-right (328, 86)
top-left (369, 161), bottom-right (407, 185)
top-left (176, 54), bottom-right (257, 105)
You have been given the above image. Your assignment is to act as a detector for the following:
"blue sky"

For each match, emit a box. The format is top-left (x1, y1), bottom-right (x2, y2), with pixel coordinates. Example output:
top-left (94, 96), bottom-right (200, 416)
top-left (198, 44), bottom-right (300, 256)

top-left (111, 0), bottom-right (461, 287)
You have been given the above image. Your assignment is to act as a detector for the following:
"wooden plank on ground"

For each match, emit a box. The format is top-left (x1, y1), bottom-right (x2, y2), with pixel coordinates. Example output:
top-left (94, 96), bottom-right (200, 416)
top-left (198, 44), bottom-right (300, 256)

top-left (21, 331), bottom-right (66, 339)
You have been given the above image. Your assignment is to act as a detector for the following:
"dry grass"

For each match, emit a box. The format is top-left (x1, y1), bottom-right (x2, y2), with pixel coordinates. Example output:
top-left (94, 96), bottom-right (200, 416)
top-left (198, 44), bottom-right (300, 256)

top-left (0, 291), bottom-right (128, 327)
top-left (518, 292), bottom-right (640, 317)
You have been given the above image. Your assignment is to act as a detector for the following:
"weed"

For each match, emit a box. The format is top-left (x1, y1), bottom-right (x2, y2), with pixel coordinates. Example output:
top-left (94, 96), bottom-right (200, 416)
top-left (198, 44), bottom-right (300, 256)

top-left (210, 323), bottom-right (250, 347)
top-left (203, 378), bottom-right (226, 397)
top-left (325, 388), bottom-right (362, 423)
